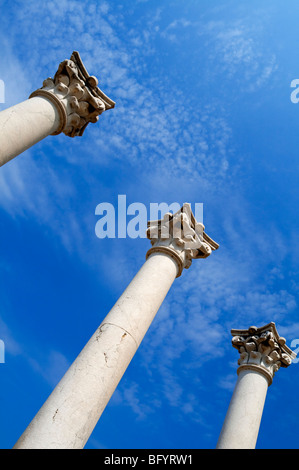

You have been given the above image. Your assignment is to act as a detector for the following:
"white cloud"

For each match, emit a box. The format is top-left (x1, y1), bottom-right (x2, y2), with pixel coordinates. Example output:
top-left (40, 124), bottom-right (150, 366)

top-left (158, 12), bottom-right (278, 94)
top-left (204, 20), bottom-right (278, 91)
top-left (0, 316), bottom-right (22, 356)
top-left (0, 1), bottom-right (236, 264)
top-left (218, 373), bottom-right (236, 392)
top-left (0, 313), bottom-right (70, 388)
top-left (0, 1), bottom-right (297, 432)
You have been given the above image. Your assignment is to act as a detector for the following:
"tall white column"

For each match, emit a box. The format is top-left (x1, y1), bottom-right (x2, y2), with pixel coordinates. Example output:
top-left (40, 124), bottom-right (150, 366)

top-left (0, 51), bottom-right (115, 167)
top-left (13, 204), bottom-right (219, 449)
top-left (216, 323), bottom-right (296, 449)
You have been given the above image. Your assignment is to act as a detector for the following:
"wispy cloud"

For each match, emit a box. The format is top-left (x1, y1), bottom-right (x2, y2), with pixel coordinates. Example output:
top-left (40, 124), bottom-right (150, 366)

top-left (0, 316), bottom-right (22, 356)
top-left (0, 1), bottom-right (297, 440)
top-left (115, 196), bottom-right (297, 420)
top-left (0, 0), bottom-right (235, 261)
top-left (27, 349), bottom-right (71, 388)
top-left (203, 19), bottom-right (278, 92)
top-left (159, 9), bottom-right (278, 93)
top-left (0, 313), bottom-right (70, 388)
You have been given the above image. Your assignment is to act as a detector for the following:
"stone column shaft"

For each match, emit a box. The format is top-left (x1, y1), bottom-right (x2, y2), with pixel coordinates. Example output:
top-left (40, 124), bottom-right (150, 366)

top-left (216, 323), bottom-right (296, 449)
top-left (0, 51), bottom-right (114, 167)
top-left (0, 96), bottom-right (61, 166)
top-left (14, 252), bottom-right (178, 449)
top-left (13, 204), bottom-right (219, 449)
top-left (216, 369), bottom-right (268, 449)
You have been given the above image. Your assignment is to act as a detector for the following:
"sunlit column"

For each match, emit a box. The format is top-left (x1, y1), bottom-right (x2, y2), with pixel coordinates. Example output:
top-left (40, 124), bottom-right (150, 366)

top-left (13, 203), bottom-right (219, 449)
top-left (216, 322), bottom-right (296, 449)
top-left (0, 51), bottom-right (115, 166)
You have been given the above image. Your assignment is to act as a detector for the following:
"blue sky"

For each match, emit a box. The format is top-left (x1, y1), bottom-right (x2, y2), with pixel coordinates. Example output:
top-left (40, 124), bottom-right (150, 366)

top-left (0, 0), bottom-right (299, 449)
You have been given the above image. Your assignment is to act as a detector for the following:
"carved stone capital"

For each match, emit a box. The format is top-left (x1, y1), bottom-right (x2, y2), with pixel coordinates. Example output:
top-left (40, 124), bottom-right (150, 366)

top-left (146, 203), bottom-right (219, 277)
top-left (231, 322), bottom-right (296, 386)
top-left (29, 51), bottom-right (115, 137)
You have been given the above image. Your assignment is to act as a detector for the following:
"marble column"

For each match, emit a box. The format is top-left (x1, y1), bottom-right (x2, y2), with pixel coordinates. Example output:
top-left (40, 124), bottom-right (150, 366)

top-left (0, 51), bottom-right (115, 167)
top-left (216, 322), bottom-right (296, 449)
top-left (13, 203), bottom-right (219, 449)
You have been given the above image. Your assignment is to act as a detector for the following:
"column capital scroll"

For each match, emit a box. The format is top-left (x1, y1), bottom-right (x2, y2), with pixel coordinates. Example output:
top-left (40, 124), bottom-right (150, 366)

top-left (29, 51), bottom-right (115, 137)
top-left (231, 322), bottom-right (296, 386)
top-left (146, 203), bottom-right (219, 277)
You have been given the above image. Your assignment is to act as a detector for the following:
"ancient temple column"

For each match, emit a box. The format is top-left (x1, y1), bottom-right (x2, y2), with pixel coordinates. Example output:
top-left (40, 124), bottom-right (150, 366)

top-left (13, 204), bottom-right (219, 449)
top-left (216, 323), bottom-right (296, 449)
top-left (0, 51), bottom-right (115, 167)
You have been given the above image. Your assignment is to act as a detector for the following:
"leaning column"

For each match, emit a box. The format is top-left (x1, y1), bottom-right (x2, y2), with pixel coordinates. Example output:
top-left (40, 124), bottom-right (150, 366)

top-left (216, 323), bottom-right (296, 449)
top-left (0, 51), bottom-right (115, 167)
top-left (13, 204), bottom-right (219, 449)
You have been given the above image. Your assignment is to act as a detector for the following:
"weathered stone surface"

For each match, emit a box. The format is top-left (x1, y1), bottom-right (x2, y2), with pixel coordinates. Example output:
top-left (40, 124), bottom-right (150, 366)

top-left (14, 203), bottom-right (218, 449)
top-left (0, 51), bottom-right (115, 166)
top-left (29, 51), bottom-right (115, 137)
top-left (216, 322), bottom-right (296, 449)
top-left (146, 203), bottom-right (219, 277)
top-left (0, 96), bottom-right (61, 166)
top-left (231, 322), bottom-right (296, 385)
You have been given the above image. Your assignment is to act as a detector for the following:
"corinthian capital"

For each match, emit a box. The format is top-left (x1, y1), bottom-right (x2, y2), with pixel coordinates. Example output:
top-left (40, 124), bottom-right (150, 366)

top-left (29, 51), bottom-right (115, 137)
top-left (146, 203), bottom-right (219, 277)
top-left (231, 323), bottom-right (296, 385)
